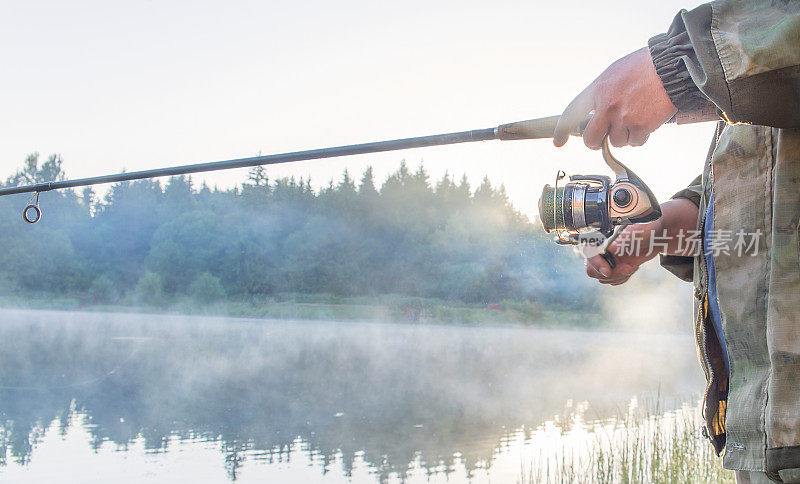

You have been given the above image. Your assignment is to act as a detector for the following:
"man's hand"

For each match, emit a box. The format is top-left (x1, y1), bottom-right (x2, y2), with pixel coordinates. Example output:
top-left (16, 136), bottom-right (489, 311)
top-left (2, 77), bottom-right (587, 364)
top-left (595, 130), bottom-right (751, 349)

top-left (553, 47), bottom-right (677, 150)
top-left (585, 220), bottom-right (663, 285)
top-left (585, 198), bottom-right (699, 285)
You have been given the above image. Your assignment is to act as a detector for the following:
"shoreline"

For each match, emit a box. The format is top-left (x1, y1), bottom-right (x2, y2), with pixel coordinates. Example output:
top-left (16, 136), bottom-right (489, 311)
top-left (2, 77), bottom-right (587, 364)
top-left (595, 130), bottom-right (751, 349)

top-left (0, 300), bottom-right (690, 336)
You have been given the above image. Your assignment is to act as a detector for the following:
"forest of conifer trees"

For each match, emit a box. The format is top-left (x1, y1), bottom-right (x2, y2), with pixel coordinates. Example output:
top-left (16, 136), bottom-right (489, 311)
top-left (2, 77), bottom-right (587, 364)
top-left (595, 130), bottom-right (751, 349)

top-left (0, 153), bottom-right (596, 311)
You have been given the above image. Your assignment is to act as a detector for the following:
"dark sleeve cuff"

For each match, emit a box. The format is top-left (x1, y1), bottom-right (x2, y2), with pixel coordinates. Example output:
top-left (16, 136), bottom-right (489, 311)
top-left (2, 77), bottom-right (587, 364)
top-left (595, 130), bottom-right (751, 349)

top-left (659, 254), bottom-right (694, 282)
top-left (670, 174), bottom-right (703, 207)
top-left (648, 13), bottom-right (709, 112)
top-left (670, 186), bottom-right (701, 207)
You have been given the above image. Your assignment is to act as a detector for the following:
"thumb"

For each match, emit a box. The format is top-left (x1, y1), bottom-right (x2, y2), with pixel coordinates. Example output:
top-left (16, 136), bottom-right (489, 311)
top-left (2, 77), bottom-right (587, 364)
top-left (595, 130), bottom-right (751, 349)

top-left (554, 88), bottom-right (594, 147)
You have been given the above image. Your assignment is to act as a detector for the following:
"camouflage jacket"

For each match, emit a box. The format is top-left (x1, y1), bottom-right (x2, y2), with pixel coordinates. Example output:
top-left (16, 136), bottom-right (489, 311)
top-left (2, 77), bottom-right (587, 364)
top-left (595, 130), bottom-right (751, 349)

top-left (648, 0), bottom-right (800, 478)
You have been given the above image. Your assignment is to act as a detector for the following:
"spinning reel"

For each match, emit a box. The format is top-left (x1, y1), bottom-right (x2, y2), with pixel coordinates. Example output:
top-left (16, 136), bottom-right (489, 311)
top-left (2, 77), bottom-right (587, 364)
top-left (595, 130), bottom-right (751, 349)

top-left (538, 137), bottom-right (662, 266)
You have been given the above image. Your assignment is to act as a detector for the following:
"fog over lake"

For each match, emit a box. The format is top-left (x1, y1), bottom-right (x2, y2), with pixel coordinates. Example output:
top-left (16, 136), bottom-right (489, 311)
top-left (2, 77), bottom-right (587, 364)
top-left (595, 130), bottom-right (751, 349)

top-left (0, 309), bottom-right (703, 483)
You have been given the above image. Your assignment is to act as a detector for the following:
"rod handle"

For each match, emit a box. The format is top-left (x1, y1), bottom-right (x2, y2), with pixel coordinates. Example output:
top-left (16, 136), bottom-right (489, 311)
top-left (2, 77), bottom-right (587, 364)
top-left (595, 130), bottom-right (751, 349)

top-left (496, 115), bottom-right (590, 140)
top-left (496, 115), bottom-right (560, 140)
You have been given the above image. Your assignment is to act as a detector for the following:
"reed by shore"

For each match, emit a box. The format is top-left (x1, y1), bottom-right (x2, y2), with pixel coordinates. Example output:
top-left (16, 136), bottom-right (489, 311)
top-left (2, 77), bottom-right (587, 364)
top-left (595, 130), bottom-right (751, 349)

top-left (518, 399), bottom-right (734, 484)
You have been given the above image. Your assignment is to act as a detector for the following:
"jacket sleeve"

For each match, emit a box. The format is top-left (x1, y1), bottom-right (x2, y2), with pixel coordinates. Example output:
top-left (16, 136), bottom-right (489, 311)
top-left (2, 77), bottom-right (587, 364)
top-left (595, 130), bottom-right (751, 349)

top-left (658, 176), bottom-right (703, 283)
top-left (669, 174), bottom-right (703, 207)
top-left (648, 1), bottom-right (800, 128)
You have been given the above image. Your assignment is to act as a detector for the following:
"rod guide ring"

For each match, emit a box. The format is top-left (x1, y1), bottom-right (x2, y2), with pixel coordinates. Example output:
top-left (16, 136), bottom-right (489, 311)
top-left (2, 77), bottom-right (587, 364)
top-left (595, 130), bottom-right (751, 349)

top-left (23, 204), bottom-right (41, 224)
top-left (23, 192), bottom-right (41, 224)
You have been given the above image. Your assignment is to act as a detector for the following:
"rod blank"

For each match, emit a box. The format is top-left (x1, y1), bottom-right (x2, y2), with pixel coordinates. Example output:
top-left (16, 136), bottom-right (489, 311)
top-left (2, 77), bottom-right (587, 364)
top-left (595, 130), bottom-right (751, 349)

top-left (0, 112), bottom-right (598, 197)
top-left (0, 113), bottom-right (577, 197)
top-left (0, 128), bottom-right (503, 197)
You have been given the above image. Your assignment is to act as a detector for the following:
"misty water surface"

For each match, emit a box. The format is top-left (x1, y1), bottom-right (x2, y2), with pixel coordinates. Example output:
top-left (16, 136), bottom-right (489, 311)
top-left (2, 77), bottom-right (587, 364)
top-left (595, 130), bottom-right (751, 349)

top-left (0, 309), bottom-right (703, 483)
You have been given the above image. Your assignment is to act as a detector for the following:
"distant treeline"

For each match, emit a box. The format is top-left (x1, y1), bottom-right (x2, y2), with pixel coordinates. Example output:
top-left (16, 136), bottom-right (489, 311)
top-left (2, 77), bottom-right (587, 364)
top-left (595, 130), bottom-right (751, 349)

top-left (0, 153), bottom-right (595, 308)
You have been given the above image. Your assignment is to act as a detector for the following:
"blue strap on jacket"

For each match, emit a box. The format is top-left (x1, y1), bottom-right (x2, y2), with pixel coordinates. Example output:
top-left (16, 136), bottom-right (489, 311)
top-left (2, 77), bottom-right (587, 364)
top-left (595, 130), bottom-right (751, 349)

top-left (703, 191), bottom-right (730, 370)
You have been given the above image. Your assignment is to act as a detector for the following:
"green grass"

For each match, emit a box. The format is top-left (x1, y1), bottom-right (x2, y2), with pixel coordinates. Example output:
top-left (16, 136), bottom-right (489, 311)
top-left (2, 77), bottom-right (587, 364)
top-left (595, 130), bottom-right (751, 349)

top-left (0, 292), bottom-right (603, 328)
top-left (518, 400), bottom-right (735, 484)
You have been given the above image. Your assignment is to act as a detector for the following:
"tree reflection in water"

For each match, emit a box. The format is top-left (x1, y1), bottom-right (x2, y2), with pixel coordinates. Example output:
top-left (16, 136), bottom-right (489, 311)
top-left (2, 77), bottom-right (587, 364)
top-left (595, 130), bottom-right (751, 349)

top-left (0, 309), bottom-right (702, 481)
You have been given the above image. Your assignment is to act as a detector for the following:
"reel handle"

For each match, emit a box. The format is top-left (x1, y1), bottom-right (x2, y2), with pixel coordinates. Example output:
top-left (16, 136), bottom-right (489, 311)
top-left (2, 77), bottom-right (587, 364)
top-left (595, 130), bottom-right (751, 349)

top-left (597, 225), bottom-right (625, 271)
top-left (600, 251), bottom-right (617, 270)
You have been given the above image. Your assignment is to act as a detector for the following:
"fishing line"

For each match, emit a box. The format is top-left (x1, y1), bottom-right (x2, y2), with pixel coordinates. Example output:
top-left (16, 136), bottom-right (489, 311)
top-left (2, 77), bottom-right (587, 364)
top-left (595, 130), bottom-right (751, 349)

top-left (0, 337), bottom-right (149, 391)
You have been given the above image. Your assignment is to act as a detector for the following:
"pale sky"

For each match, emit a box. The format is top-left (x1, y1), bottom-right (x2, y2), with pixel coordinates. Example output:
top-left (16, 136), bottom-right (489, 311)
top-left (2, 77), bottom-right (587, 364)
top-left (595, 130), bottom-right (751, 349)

top-left (0, 0), bottom-right (713, 219)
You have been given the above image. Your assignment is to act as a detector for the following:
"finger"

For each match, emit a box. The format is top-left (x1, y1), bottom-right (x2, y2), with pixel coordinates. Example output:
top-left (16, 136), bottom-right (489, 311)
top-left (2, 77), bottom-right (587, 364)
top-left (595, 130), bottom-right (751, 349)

top-left (616, 263), bottom-right (638, 278)
top-left (554, 89), bottom-right (594, 147)
top-left (597, 274), bottom-right (630, 284)
top-left (587, 252), bottom-right (614, 277)
top-left (586, 260), bottom-right (627, 283)
top-left (589, 255), bottom-right (639, 283)
top-left (585, 262), bottom-right (606, 280)
top-left (628, 129), bottom-right (650, 147)
top-left (608, 123), bottom-right (629, 148)
top-left (610, 277), bottom-right (632, 286)
top-left (582, 112), bottom-right (611, 150)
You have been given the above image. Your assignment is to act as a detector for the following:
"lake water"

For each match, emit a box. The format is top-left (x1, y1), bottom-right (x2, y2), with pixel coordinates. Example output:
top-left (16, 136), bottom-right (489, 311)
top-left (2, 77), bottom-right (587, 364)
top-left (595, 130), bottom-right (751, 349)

top-left (0, 309), bottom-right (703, 483)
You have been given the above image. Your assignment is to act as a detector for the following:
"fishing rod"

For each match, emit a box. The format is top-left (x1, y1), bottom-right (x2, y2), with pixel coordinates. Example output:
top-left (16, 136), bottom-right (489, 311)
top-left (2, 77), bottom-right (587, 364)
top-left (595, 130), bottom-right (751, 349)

top-left (3, 108), bottom-right (718, 270)
top-left (3, 115), bottom-right (569, 224)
